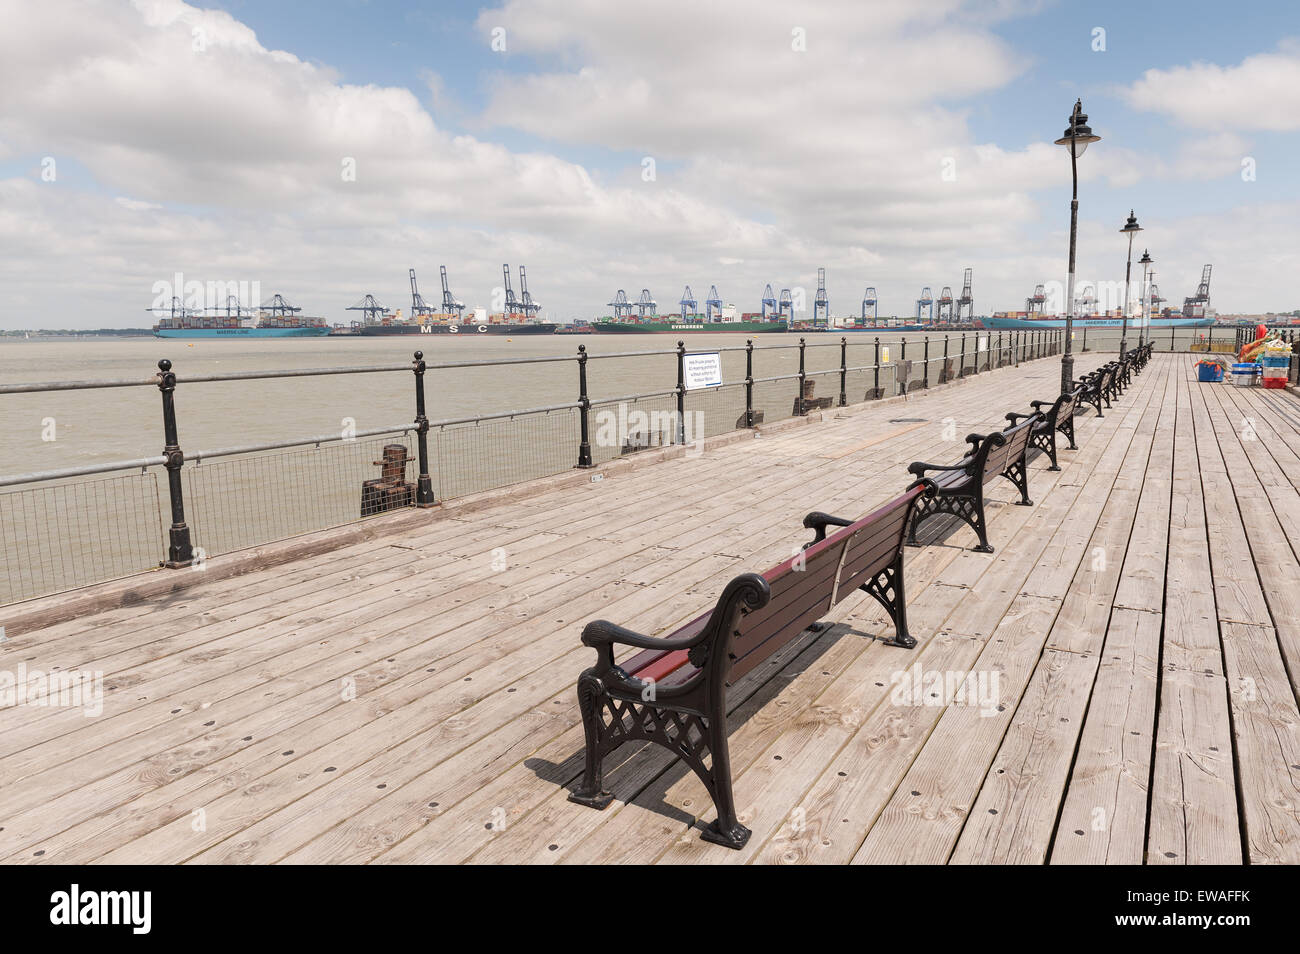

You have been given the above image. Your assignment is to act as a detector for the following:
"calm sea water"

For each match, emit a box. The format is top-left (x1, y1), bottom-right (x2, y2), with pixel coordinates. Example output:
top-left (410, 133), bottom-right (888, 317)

top-left (0, 331), bottom-right (914, 474)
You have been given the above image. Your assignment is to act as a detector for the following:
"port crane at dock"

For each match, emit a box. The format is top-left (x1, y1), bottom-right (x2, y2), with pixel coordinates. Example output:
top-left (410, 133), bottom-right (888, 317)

top-left (916, 286), bottom-right (934, 323)
top-left (502, 265), bottom-right (520, 315)
top-left (861, 287), bottom-right (878, 321)
top-left (608, 289), bottom-right (633, 319)
top-left (761, 284), bottom-right (778, 318)
top-left (779, 288), bottom-right (793, 320)
top-left (222, 295), bottom-right (255, 319)
top-left (679, 286), bottom-right (697, 319)
top-left (636, 289), bottom-right (656, 317)
top-left (260, 294), bottom-right (302, 318)
top-left (347, 295), bottom-right (388, 324)
top-left (439, 266), bottom-right (465, 320)
top-left (519, 266), bottom-right (540, 319)
top-left (409, 269), bottom-right (435, 319)
top-left (1182, 264), bottom-right (1212, 317)
top-left (704, 285), bottom-right (723, 320)
top-left (936, 286), bottom-right (954, 323)
top-left (813, 268), bottom-right (829, 322)
top-left (956, 268), bottom-right (974, 322)
top-left (1026, 284), bottom-right (1047, 315)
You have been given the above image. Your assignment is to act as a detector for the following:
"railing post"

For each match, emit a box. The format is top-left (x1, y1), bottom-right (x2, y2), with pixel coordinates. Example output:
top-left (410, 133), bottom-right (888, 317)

top-left (839, 336), bottom-right (848, 406)
top-left (943, 334), bottom-right (950, 381)
top-left (796, 337), bottom-right (807, 415)
top-left (576, 344), bottom-right (594, 468)
top-left (412, 351), bottom-right (437, 502)
top-left (745, 338), bottom-right (755, 427)
top-left (156, 359), bottom-right (194, 567)
top-left (959, 332), bottom-right (967, 376)
top-left (923, 336), bottom-right (930, 388)
top-left (996, 331), bottom-right (1002, 367)
top-left (873, 337), bottom-right (881, 399)
top-left (900, 337), bottom-right (908, 392)
top-left (1081, 325), bottom-right (1087, 352)
top-left (675, 339), bottom-right (686, 444)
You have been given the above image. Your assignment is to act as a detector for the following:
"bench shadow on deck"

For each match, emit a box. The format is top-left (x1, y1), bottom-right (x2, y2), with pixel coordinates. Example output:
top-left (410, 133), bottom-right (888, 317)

top-left (3, 353), bottom-right (1300, 865)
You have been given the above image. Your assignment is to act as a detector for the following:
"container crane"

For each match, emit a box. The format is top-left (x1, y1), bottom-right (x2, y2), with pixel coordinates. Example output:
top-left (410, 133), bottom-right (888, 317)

top-left (813, 267), bottom-right (829, 322)
top-left (502, 264), bottom-right (519, 316)
top-left (861, 287), bottom-right (877, 322)
top-left (956, 268), bottom-right (974, 322)
top-left (636, 288), bottom-right (656, 318)
top-left (761, 284), bottom-right (778, 318)
top-left (409, 268), bottom-right (435, 319)
top-left (705, 285), bottom-right (723, 320)
top-left (346, 295), bottom-right (388, 325)
top-left (679, 285), bottom-right (697, 319)
top-left (1026, 283), bottom-right (1046, 315)
top-left (916, 286), bottom-right (934, 323)
top-left (1182, 264), bottom-right (1212, 317)
top-left (779, 288), bottom-right (793, 320)
top-left (439, 266), bottom-right (464, 320)
top-left (936, 286), bottom-right (954, 323)
top-left (519, 265), bottom-right (540, 318)
top-left (146, 296), bottom-right (193, 320)
top-left (223, 295), bottom-right (254, 319)
top-left (260, 294), bottom-right (302, 318)
top-left (608, 289), bottom-right (633, 319)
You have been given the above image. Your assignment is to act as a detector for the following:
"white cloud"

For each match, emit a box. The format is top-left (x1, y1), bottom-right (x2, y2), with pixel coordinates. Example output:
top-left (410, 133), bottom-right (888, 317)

top-left (1124, 41), bottom-right (1300, 131)
top-left (0, 0), bottom-right (1291, 327)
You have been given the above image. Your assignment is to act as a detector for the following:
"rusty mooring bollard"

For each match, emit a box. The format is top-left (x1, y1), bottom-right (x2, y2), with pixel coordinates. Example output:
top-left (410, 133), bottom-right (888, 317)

top-left (360, 443), bottom-right (415, 516)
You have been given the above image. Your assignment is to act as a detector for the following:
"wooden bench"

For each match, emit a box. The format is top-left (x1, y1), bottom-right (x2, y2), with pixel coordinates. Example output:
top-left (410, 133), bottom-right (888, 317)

top-left (1007, 386), bottom-right (1082, 472)
top-left (1076, 364), bottom-right (1115, 417)
top-left (567, 479), bottom-right (937, 849)
top-left (905, 413), bottom-right (1039, 553)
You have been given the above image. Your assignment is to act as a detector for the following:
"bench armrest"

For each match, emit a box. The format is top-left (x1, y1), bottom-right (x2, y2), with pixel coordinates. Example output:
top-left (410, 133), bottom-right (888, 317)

top-left (1005, 411), bottom-right (1035, 425)
top-left (907, 459), bottom-right (971, 476)
top-left (802, 511), bottom-right (853, 545)
top-left (581, 619), bottom-right (706, 653)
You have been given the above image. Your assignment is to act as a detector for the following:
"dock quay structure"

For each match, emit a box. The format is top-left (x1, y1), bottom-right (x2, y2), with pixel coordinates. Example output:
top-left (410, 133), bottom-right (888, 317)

top-left (3, 340), bottom-right (1300, 864)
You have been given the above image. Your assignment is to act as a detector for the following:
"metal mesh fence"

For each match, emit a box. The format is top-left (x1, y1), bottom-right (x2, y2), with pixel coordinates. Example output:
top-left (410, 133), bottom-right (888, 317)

top-left (588, 393), bottom-right (678, 466)
top-left (683, 383), bottom-right (748, 440)
top-left (183, 433), bottom-right (418, 558)
top-left (431, 409), bottom-right (580, 499)
top-left (0, 472), bottom-right (165, 604)
top-left (0, 334), bottom-right (1074, 606)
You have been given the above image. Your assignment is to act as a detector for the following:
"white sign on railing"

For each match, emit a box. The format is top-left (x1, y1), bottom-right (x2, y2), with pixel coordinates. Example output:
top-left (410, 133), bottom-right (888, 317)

top-left (978, 335), bottom-right (988, 353)
top-left (683, 352), bottom-right (723, 390)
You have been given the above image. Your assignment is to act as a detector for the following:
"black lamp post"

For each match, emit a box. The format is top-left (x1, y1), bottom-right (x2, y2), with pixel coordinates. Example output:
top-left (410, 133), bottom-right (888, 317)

top-left (1137, 249), bottom-right (1152, 349)
top-left (1119, 211), bottom-right (1143, 356)
top-left (1055, 100), bottom-right (1101, 394)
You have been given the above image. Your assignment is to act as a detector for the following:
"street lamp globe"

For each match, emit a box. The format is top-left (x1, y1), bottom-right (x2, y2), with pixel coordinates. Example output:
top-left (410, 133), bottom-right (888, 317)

top-left (1055, 100), bottom-right (1101, 157)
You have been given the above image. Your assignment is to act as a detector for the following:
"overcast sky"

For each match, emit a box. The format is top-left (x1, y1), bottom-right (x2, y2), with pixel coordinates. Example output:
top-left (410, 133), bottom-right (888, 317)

top-left (1, 0), bottom-right (1297, 328)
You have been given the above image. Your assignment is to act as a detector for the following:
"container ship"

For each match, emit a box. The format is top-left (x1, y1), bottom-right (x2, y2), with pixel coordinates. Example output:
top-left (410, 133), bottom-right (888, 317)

top-left (151, 303), bottom-right (330, 338)
top-left (354, 266), bottom-right (556, 335)
top-left (981, 311), bottom-right (1214, 330)
top-left (356, 311), bottom-right (557, 336)
top-left (593, 306), bottom-right (786, 334)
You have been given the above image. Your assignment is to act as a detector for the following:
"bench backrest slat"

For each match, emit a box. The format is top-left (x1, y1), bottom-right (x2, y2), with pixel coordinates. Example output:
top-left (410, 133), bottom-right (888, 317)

top-left (981, 418), bottom-right (1033, 482)
top-left (726, 487), bottom-right (920, 683)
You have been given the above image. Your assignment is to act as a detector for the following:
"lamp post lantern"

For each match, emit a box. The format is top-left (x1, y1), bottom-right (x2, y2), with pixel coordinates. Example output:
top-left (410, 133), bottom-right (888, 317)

top-left (1137, 249), bottom-right (1152, 349)
top-left (1054, 99), bottom-right (1101, 394)
top-left (1119, 211), bottom-right (1143, 356)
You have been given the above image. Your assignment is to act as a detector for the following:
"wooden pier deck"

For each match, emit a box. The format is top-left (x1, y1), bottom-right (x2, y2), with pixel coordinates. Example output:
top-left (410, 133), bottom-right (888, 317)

top-left (3, 352), bottom-right (1299, 865)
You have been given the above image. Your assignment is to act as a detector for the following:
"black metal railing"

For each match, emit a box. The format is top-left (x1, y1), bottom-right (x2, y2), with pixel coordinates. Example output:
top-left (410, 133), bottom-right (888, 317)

top-left (0, 331), bottom-right (1064, 604)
